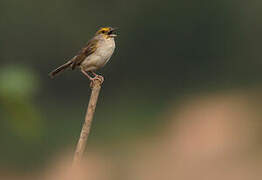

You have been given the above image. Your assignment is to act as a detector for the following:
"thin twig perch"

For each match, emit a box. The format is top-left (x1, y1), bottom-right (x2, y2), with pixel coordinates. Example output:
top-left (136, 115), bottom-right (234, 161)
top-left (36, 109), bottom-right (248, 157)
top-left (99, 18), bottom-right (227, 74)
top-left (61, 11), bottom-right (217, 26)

top-left (72, 78), bottom-right (103, 166)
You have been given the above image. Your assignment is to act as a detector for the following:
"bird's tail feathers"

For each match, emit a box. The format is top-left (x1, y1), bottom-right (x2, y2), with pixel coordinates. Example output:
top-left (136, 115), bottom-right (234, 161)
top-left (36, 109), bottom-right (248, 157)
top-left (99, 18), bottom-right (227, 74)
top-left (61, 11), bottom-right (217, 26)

top-left (49, 61), bottom-right (73, 78)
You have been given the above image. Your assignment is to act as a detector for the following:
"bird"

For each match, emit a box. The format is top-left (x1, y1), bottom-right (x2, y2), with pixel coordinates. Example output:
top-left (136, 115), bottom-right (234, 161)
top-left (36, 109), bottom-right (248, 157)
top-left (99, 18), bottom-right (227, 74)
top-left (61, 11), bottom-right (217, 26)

top-left (49, 26), bottom-right (117, 83)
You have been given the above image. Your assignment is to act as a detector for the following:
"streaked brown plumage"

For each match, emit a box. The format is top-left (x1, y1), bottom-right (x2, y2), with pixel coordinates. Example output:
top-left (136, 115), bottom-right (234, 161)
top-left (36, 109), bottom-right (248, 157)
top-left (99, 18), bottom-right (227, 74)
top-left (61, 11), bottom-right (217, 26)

top-left (49, 27), bottom-right (117, 81)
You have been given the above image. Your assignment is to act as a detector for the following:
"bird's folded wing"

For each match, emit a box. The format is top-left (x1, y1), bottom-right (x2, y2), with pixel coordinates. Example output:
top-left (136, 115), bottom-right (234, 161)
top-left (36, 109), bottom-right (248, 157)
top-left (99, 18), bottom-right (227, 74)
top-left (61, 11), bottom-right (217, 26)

top-left (71, 38), bottom-right (98, 69)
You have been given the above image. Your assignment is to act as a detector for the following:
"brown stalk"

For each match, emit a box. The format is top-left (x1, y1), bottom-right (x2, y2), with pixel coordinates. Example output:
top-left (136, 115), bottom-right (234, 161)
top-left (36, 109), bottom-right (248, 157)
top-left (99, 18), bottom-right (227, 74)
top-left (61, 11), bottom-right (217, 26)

top-left (72, 78), bottom-right (103, 166)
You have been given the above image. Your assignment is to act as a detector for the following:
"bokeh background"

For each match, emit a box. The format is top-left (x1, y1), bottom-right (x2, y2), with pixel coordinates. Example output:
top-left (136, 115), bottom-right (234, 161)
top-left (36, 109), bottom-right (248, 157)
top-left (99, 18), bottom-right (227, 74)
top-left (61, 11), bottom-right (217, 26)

top-left (1, 0), bottom-right (262, 179)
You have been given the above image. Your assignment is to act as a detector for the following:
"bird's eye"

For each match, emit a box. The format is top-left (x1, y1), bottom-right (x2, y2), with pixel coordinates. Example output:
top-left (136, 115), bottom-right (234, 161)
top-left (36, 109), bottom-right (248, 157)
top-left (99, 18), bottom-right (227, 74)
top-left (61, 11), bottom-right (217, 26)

top-left (101, 30), bottom-right (105, 33)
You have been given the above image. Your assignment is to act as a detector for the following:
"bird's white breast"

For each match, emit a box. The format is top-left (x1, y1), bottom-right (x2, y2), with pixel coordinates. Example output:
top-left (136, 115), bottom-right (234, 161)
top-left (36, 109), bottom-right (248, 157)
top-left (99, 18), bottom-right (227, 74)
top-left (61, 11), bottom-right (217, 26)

top-left (96, 37), bottom-right (115, 62)
top-left (81, 37), bottom-right (115, 71)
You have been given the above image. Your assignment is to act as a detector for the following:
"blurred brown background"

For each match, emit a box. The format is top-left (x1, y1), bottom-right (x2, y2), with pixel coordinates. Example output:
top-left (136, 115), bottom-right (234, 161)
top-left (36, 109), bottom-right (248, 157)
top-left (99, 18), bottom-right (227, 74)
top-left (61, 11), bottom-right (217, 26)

top-left (0, 0), bottom-right (262, 179)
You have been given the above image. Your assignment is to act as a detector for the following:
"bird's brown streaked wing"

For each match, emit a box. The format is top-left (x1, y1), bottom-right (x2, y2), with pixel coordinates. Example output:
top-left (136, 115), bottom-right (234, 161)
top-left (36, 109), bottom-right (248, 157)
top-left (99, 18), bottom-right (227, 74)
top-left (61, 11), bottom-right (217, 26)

top-left (70, 38), bottom-right (98, 69)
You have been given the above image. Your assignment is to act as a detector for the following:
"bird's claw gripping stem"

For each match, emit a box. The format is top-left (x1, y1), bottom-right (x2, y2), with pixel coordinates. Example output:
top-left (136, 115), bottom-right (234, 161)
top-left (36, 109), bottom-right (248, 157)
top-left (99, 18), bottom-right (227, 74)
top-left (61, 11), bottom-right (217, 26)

top-left (81, 70), bottom-right (104, 88)
top-left (90, 75), bottom-right (104, 88)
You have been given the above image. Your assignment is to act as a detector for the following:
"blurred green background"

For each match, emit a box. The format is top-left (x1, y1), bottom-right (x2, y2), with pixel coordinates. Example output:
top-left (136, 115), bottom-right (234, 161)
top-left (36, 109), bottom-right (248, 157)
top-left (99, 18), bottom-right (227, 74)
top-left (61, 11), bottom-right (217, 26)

top-left (0, 0), bottom-right (262, 173)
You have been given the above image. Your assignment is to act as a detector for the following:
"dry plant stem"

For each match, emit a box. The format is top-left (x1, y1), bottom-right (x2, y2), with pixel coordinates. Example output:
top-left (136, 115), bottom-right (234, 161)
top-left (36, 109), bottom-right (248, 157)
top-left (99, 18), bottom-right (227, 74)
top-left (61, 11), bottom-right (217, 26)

top-left (72, 78), bottom-right (103, 166)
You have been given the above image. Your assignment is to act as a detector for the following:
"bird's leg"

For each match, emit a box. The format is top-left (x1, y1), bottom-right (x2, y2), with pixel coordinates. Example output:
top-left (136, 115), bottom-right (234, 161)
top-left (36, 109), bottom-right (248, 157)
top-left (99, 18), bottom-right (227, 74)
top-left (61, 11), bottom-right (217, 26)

top-left (81, 70), bottom-right (104, 85)
top-left (81, 69), bottom-right (94, 80)
top-left (91, 71), bottom-right (98, 76)
top-left (91, 71), bottom-right (104, 83)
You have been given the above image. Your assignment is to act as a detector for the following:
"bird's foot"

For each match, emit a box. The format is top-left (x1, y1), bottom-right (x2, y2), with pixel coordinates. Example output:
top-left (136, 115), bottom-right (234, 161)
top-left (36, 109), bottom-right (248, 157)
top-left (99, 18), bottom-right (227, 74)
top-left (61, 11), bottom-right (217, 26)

top-left (90, 75), bottom-right (104, 83)
top-left (91, 72), bottom-right (104, 83)
top-left (96, 75), bottom-right (104, 83)
top-left (81, 70), bottom-right (104, 87)
top-left (90, 75), bottom-right (104, 88)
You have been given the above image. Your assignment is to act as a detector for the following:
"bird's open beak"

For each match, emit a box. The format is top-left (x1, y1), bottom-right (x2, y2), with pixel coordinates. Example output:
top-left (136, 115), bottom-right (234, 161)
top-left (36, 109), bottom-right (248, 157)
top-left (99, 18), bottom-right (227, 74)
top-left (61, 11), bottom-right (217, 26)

top-left (109, 28), bottom-right (118, 37)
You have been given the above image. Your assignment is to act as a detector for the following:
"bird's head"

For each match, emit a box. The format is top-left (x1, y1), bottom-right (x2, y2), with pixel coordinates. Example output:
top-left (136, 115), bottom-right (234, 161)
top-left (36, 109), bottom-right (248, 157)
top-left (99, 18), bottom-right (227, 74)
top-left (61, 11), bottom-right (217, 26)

top-left (96, 27), bottom-right (118, 38)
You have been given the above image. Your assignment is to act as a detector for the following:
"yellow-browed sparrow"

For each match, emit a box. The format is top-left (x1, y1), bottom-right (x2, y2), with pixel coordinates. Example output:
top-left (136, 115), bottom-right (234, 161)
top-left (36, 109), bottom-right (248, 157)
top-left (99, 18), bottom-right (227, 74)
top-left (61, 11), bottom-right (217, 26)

top-left (49, 27), bottom-right (117, 83)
